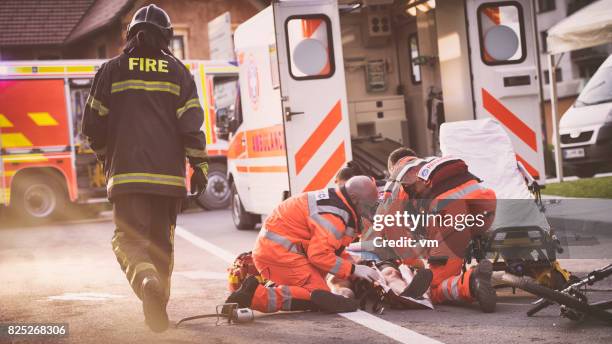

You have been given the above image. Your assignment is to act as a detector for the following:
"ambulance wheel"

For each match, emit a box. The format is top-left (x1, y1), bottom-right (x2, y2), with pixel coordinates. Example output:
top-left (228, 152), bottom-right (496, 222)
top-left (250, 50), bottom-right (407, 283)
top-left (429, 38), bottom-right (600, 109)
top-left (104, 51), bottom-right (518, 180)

top-left (231, 183), bottom-right (258, 230)
top-left (11, 172), bottom-right (68, 222)
top-left (196, 163), bottom-right (231, 210)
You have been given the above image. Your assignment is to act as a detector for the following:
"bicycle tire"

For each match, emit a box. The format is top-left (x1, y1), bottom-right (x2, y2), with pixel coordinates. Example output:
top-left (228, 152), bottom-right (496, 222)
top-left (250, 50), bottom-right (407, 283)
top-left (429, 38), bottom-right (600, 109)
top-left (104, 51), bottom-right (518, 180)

top-left (515, 277), bottom-right (612, 323)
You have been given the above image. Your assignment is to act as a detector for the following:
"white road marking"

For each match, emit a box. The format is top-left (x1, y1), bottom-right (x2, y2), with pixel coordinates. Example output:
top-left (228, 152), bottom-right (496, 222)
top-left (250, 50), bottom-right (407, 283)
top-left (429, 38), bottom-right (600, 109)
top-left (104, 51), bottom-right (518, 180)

top-left (175, 226), bottom-right (235, 263)
top-left (174, 270), bottom-right (228, 280)
top-left (340, 311), bottom-right (443, 344)
top-left (176, 225), bottom-right (445, 344)
top-left (46, 292), bottom-right (125, 301)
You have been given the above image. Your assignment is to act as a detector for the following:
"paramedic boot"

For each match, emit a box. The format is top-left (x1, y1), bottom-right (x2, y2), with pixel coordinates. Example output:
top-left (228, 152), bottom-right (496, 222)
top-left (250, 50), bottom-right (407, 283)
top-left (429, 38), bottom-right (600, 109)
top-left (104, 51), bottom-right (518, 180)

top-left (469, 260), bottom-right (496, 313)
top-left (225, 275), bottom-right (260, 309)
top-left (311, 290), bottom-right (359, 313)
top-left (401, 268), bottom-right (433, 298)
top-left (141, 275), bottom-right (169, 332)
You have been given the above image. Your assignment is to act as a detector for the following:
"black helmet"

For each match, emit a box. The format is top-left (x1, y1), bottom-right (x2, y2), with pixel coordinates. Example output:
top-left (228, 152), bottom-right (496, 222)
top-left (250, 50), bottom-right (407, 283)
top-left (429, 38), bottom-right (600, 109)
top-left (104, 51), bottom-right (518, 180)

top-left (127, 4), bottom-right (173, 43)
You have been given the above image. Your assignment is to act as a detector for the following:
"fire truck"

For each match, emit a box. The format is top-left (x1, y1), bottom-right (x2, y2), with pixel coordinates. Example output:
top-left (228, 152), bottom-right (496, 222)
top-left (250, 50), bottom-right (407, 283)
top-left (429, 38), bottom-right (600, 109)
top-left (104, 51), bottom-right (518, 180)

top-left (227, 0), bottom-right (546, 229)
top-left (0, 59), bottom-right (239, 220)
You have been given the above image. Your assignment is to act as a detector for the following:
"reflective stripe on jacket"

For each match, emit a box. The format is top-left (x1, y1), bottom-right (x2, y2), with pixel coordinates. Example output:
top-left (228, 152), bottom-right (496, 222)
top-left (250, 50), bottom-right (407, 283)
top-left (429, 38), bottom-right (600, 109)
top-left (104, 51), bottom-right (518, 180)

top-left (253, 187), bottom-right (359, 280)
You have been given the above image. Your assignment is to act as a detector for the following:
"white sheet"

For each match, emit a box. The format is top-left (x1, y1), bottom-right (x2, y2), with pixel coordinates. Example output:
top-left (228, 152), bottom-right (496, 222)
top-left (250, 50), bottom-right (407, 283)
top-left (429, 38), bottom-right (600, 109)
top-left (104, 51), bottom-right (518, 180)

top-left (439, 118), bottom-right (550, 231)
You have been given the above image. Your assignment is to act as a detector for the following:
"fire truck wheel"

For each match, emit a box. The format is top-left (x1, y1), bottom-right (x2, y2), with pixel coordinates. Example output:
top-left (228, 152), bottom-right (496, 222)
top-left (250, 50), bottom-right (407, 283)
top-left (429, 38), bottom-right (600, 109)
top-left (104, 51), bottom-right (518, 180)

top-left (11, 173), bottom-right (68, 222)
top-left (196, 163), bottom-right (231, 210)
top-left (230, 182), bottom-right (258, 230)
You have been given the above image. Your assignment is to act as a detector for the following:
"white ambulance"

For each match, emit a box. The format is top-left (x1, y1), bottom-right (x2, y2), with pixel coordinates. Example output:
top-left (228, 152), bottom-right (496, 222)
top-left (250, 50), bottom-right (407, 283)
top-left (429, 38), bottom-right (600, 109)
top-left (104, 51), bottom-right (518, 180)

top-left (228, 0), bottom-right (545, 229)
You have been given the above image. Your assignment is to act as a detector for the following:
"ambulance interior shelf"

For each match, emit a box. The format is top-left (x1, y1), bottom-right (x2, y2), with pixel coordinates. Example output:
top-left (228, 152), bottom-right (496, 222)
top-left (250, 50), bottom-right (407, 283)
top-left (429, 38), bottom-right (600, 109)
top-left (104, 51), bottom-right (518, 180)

top-left (350, 135), bottom-right (403, 180)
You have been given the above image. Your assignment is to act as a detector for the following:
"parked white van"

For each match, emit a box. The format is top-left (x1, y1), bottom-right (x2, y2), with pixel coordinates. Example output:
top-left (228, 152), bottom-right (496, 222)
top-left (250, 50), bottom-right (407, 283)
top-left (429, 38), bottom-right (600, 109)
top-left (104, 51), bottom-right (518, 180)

top-left (560, 54), bottom-right (612, 178)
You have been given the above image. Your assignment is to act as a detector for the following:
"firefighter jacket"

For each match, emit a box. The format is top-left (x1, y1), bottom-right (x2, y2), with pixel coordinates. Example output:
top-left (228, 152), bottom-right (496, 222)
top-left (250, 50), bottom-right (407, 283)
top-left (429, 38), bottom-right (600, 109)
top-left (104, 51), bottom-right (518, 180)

top-left (82, 51), bottom-right (207, 200)
top-left (253, 187), bottom-right (359, 280)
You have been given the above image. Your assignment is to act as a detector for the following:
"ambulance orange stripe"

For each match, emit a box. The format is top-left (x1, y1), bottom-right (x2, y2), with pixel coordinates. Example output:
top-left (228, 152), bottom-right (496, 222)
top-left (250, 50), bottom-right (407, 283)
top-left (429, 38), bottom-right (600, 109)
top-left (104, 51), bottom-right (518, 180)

top-left (515, 154), bottom-right (539, 179)
top-left (295, 100), bottom-right (342, 175)
top-left (482, 88), bottom-right (537, 152)
top-left (236, 165), bottom-right (287, 173)
top-left (303, 141), bottom-right (346, 192)
top-left (302, 19), bottom-right (322, 38)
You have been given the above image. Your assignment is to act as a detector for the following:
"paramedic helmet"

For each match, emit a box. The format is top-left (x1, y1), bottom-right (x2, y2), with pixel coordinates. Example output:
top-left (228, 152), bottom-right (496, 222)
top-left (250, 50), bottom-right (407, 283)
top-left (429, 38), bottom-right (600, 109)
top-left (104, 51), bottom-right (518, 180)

top-left (127, 4), bottom-right (173, 44)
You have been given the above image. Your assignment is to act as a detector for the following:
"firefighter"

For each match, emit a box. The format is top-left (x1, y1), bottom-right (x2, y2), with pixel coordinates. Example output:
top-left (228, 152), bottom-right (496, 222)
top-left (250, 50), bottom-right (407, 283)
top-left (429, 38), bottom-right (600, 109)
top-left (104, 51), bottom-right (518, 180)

top-left (82, 4), bottom-right (208, 332)
top-left (380, 154), bottom-right (498, 313)
top-left (225, 176), bottom-right (383, 313)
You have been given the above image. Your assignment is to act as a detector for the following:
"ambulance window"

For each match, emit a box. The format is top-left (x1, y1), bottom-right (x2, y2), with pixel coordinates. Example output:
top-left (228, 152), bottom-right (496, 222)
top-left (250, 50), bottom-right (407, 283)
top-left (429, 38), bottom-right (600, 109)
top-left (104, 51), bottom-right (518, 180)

top-left (408, 34), bottom-right (421, 84)
top-left (285, 15), bottom-right (335, 80)
top-left (477, 2), bottom-right (526, 65)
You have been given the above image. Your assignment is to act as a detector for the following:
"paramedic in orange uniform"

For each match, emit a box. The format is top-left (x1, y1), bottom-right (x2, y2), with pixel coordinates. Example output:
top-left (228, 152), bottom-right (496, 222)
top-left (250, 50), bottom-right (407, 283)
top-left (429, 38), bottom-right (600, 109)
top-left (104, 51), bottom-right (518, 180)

top-left (380, 150), bottom-right (497, 312)
top-left (225, 176), bottom-right (382, 313)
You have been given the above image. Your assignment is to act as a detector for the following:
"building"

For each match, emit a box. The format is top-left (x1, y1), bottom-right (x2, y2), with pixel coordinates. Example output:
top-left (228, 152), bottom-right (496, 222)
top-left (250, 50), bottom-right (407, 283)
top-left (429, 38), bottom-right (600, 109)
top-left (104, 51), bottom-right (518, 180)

top-left (0, 0), bottom-right (269, 61)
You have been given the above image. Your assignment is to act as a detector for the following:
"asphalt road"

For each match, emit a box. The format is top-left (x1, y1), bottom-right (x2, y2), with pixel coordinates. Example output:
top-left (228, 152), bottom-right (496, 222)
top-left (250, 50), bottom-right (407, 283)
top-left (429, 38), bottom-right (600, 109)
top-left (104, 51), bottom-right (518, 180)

top-left (1, 208), bottom-right (611, 344)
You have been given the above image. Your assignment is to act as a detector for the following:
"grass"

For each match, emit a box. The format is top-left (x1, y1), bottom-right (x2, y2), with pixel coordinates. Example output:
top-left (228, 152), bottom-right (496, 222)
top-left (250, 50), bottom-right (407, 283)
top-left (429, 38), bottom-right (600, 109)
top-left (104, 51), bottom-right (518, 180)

top-left (542, 176), bottom-right (612, 199)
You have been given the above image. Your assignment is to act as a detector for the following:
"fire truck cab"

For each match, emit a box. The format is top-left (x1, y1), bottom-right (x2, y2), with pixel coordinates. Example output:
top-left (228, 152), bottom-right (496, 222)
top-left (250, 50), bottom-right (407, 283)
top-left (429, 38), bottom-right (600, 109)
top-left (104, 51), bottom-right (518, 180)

top-left (228, 0), bottom-right (545, 230)
top-left (0, 59), bottom-right (239, 220)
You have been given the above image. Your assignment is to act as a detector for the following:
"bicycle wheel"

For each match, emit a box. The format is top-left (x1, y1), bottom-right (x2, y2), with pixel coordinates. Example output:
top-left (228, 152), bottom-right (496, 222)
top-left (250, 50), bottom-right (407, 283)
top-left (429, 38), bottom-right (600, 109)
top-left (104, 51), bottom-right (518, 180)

top-left (513, 277), bottom-right (612, 323)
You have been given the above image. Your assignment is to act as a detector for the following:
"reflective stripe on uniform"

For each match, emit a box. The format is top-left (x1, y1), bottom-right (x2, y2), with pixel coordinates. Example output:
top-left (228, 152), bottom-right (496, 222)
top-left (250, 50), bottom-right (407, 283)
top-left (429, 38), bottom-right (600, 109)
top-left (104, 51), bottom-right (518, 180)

top-left (260, 228), bottom-right (304, 256)
top-left (267, 288), bottom-right (277, 313)
top-left (441, 278), bottom-right (452, 301)
top-left (329, 256), bottom-right (344, 275)
top-left (450, 276), bottom-right (460, 300)
top-left (344, 226), bottom-right (355, 238)
top-left (177, 98), bottom-right (202, 118)
top-left (307, 192), bottom-right (343, 240)
top-left (111, 80), bottom-right (180, 96)
top-left (432, 183), bottom-right (484, 212)
top-left (316, 205), bottom-right (350, 224)
top-left (280, 285), bottom-right (292, 311)
top-left (86, 95), bottom-right (109, 116)
top-left (185, 147), bottom-right (208, 159)
top-left (107, 172), bottom-right (185, 191)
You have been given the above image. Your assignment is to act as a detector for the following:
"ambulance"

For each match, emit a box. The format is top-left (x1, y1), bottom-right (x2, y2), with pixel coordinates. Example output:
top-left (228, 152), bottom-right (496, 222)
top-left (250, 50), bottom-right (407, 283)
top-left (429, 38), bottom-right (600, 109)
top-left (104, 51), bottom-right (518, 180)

top-left (0, 59), bottom-right (238, 220)
top-left (227, 0), bottom-right (546, 230)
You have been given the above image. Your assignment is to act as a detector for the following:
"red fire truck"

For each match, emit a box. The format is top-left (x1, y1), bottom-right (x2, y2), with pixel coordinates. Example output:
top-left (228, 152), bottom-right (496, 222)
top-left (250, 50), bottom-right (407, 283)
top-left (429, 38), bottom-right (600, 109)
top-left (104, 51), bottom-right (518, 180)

top-left (0, 59), bottom-right (239, 220)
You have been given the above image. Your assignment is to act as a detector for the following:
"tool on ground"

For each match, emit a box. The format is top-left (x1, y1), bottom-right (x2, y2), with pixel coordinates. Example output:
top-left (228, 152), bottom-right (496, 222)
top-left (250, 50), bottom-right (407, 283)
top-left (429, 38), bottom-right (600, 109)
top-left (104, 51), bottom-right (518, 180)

top-left (175, 303), bottom-right (254, 327)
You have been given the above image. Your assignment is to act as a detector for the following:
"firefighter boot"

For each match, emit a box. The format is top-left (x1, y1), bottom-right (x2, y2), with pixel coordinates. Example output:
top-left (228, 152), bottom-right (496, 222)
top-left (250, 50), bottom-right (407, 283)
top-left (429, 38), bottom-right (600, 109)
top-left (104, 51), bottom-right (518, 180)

top-left (141, 275), bottom-right (169, 332)
top-left (401, 268), bottom-right (433, 298)
top-left (311, 290), bottom-right (359, 313)
top-left (225, 275), bottom-right (260, 309)
top-left (469, 260), bottom-right (496, 313)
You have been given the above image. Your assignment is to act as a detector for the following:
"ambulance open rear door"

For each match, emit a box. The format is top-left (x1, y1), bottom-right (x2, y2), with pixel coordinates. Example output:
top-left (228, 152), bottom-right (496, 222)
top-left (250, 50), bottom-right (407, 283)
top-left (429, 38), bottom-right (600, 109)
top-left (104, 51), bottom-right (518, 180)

top-left (466, 0), bottom-right (545, 181)
top-left (272, 0), bottom-right (352, 194)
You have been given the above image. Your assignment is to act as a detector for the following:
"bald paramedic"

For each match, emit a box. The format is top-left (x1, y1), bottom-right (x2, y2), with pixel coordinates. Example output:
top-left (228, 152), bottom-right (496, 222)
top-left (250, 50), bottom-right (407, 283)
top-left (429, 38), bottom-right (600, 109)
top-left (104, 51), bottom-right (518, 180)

top-left (225, 176), bottom-right (382, 313)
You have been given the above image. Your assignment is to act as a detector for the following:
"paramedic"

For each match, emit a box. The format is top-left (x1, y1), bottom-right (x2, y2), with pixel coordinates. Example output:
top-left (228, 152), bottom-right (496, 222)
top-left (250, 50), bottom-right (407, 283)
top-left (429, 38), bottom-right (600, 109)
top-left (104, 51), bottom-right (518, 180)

top-left (382, 154), bottom-right (497, 312)
top-left (82, 4), bottom-right (208, 332)
top-left (225, 176), bottom-right (382, 313)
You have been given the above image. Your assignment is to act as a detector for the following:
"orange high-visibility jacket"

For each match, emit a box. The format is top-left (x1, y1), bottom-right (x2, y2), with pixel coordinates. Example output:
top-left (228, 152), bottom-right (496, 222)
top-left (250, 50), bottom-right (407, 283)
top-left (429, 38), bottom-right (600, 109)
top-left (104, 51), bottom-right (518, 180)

top-left (253, 188), bottom-right (359, 280)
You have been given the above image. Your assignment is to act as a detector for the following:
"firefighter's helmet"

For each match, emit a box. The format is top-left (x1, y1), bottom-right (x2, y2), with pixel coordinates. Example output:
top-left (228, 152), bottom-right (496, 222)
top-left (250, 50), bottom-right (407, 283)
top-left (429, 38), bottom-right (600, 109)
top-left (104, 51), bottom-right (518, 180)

top-left (127, 4), bottom-right (173, 43)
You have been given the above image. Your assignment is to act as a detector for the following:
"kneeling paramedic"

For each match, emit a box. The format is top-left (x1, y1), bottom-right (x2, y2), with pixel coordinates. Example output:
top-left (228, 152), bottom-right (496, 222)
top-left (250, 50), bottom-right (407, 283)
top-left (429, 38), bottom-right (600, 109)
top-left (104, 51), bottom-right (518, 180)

top-left (379, 152), bottom-right (498, 313)
top-left (82, 4), bottom-right (208, 332)
top-left (225, 176), bottom-right (384, 313)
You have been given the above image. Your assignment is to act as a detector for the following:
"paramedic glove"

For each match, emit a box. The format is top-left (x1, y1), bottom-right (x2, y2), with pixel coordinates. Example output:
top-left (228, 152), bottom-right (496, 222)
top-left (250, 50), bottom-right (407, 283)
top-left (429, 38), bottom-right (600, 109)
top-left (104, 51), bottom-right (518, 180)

top-left (190, 162), bottom-right (208, 196)
top-left (352, 264), bottom-right (382, 283)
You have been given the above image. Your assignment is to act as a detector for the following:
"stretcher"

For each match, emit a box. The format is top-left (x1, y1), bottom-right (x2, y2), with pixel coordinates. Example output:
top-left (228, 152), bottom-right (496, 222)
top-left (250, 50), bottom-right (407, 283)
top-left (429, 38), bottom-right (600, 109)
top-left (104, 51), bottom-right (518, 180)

top-left (439, 119), bottom-right (570, 289)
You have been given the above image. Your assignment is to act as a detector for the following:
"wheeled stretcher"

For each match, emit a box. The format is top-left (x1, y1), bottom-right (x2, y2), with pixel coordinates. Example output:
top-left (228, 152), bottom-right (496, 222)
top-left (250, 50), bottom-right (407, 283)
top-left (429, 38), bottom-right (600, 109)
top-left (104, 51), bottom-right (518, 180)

top-left (439, 119), bottom-right (570, 289)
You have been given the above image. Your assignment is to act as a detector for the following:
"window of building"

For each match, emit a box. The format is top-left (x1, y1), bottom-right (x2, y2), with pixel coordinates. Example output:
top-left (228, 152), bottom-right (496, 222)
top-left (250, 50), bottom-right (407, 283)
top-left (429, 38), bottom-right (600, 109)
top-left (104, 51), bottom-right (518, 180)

top-left (477, 2), bottom-right (527, 65)
top-left (97, 44), bottom-right (107, 58)
top-left (543, 68), bottom-right (563, 84)
top-left (285, 15), bottom-right (335, 80)
top-left (540, 31), bottom-right (548, 53)
top-left (170, 35), bottom-right (186, 60)
top-left (408, 33), bottom-right (421, 84)
top-left (538, 0), bottom-right (556, 13)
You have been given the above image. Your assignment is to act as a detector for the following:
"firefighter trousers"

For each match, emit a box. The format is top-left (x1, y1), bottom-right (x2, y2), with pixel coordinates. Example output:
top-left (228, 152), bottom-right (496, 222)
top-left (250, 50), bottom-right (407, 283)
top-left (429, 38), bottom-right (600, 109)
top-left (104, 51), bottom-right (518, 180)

top-left (111, 194), bottom-right (180, 303)
top-left (250, 260), bottom-right (330, 313)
